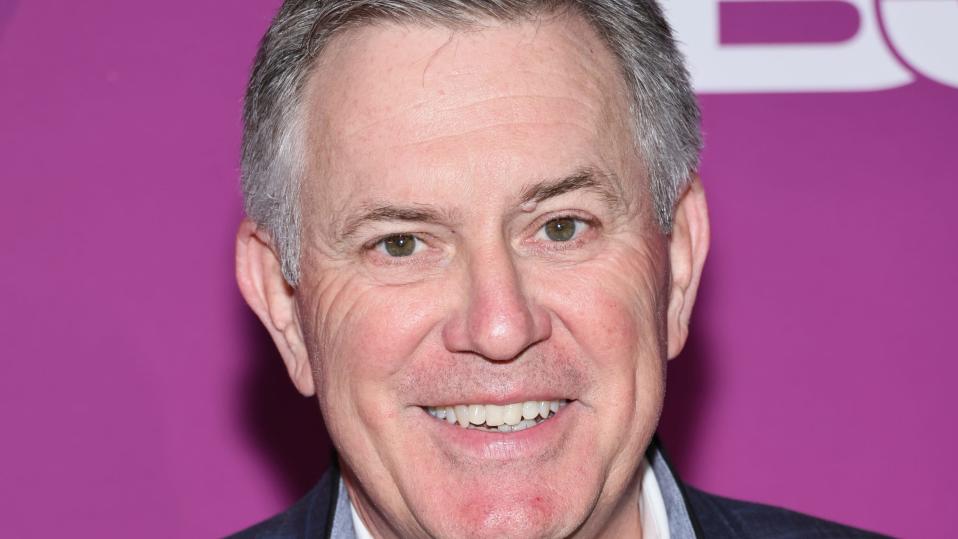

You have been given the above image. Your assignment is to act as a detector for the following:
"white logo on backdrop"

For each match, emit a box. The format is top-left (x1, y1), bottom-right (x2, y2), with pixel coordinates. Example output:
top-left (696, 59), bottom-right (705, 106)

top-left (662, 0), bottom-right (958, 92)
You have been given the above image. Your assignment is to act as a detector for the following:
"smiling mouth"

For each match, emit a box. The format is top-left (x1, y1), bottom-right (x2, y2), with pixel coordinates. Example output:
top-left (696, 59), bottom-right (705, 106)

top-left (424, 400), bottom-right (569, 433)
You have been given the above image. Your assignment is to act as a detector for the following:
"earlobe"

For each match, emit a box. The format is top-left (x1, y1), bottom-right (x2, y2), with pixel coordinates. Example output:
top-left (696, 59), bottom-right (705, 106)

top-left (235, 218), bottom-right (316, 396)
top-left (666, 177), bottom-right (710, 360)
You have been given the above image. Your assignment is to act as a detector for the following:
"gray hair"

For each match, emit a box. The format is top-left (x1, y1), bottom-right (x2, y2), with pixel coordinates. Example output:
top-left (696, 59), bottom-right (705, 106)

top-left (242, 0), bottom-right (701, 285)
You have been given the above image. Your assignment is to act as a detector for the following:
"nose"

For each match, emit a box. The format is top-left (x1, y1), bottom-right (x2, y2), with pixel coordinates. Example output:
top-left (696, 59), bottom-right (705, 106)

top-left (442, 244), bottom-right (552, 361)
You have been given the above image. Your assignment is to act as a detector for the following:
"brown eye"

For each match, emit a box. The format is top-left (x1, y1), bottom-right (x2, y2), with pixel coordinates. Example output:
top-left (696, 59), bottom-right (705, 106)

top-left (381, 234), bottom-right (418, 257)
top-left (543, 218), bottom-right (577, 242)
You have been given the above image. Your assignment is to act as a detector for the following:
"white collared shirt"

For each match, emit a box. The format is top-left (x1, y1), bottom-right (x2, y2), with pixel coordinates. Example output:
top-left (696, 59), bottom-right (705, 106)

top-left (349, 457), bottom-right (671, 538)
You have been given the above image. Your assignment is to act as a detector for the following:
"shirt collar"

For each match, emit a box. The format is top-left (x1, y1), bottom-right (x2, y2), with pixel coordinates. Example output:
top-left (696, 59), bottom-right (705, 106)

top-left (349, 502), bottom-right (372, 539)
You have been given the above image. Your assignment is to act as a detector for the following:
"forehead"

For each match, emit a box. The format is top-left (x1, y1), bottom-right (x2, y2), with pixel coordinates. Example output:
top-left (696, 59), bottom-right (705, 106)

top-left (301, 13), bottom-right (639, 224)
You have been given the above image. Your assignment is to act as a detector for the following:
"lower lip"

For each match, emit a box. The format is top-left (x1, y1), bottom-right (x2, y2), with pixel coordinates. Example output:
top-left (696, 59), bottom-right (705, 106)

top-left (417, 402), bottom-right (577, 461)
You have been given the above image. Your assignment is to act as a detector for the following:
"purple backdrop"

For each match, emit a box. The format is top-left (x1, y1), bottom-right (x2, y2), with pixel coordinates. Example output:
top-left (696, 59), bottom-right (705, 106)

top-left (1, 2), bottom-right (955, 537)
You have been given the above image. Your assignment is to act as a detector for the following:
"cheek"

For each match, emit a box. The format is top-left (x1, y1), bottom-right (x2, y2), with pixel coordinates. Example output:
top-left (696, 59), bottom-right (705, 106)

top-left (300, 270), bottom-right (442, 418)
top-left (544, 246), bottom-right (667, 370)
top-left (534, 243), bottom-right (668, 441)
top-left (561, 277), bottom-right (665, 416)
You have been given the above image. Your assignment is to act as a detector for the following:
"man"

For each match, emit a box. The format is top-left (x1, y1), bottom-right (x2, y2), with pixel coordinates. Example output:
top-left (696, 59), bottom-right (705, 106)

top-left (233, 1), bottom-right (882, 537)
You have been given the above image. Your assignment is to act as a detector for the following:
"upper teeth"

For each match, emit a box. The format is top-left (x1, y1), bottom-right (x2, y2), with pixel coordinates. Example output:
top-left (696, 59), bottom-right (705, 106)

top-left (426, 400), bottom-right (566, 432)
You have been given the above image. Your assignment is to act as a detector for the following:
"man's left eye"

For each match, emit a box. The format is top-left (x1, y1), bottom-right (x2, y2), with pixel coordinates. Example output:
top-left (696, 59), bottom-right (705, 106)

top-left (375, 234), bottom-right (423, 257)
top-left (536, 217), bottom-right (589, 242)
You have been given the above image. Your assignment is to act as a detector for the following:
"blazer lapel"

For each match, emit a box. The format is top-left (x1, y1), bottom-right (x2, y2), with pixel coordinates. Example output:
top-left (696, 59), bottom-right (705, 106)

top-left (647, 436), bottom-right (705, 538)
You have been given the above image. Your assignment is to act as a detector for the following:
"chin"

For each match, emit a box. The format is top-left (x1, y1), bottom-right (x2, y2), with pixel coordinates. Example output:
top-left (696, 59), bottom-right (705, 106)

top-left (371, 402), bottom-right (616, 539)
top-left (410, 475), bottom-right (594, 539)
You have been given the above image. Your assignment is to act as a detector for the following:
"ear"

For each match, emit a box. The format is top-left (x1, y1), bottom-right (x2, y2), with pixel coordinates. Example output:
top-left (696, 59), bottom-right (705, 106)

top-left (235, 218), bottom-right (315, 396)
top-left (666, 176), bottom-right (710, 360)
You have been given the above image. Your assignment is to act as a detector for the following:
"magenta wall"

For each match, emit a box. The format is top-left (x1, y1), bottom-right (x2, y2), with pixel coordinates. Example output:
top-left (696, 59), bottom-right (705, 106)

top-left (1, 2), bottom-right (955, 537)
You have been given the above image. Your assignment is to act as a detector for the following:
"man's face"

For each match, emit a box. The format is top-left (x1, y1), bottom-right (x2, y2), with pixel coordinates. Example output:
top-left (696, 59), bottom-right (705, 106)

top-left (294, 15), bottom-right (673, 539)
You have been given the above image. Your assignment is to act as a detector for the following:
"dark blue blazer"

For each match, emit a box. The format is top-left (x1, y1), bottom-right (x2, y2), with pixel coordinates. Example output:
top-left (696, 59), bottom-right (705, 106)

top-left (231, 439), bottom-right (887, 538)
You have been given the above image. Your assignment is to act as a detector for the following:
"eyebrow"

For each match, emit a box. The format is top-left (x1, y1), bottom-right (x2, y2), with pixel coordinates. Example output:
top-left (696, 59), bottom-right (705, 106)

top-left (338, 204), bottom-right (453, 242)
top-left (335, 167), bottom-right (627, 242)
top-left (519, 167), bottom-right (627, 211)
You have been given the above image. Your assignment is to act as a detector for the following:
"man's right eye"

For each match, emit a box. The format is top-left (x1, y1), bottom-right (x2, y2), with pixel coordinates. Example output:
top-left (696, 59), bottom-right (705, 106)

top-left (375, 234), bottom-right (421, 257)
